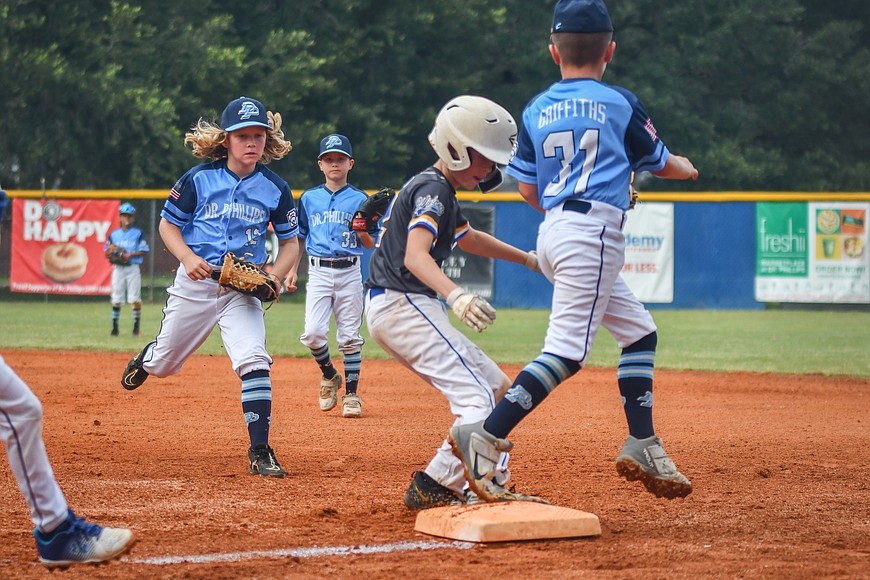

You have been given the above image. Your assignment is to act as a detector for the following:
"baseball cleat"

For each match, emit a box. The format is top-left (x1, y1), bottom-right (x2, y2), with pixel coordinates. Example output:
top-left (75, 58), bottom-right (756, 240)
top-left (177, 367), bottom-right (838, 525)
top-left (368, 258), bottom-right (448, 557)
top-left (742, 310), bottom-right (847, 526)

top-left (121, 341), bottom-right (154, 390)
top-left (34, 509), bottom-right (135, 568)
top-left (248, 445), bottom-right (286, 478)
top-left (341, 392), bottom-right (362, 418)
top-left (616, 435), bottom-right (692, 499)
top-left (403, 470), bottom-right (465, 510)
top-left (449, 421), bottom-right (549, 504)
top-left (319, 374), bottom-right (342, 411)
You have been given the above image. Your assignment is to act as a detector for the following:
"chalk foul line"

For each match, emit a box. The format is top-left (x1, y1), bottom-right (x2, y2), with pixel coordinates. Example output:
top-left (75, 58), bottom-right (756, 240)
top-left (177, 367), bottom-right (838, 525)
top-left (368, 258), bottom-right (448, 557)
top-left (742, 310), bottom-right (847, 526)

top-left (127, 539), bottom-right (475, 565)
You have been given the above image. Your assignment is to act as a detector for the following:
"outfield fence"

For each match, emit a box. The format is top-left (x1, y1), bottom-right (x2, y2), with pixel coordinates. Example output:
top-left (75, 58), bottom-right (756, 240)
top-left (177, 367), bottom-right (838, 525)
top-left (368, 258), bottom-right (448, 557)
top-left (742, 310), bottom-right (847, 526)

top-left (2, 190), bottom-right (868, 309)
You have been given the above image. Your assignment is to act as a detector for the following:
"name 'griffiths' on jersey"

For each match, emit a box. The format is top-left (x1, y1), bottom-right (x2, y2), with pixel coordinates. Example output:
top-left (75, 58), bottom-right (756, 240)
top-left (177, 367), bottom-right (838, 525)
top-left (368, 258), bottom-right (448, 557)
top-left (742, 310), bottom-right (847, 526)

top-left (538, 97), bottom-right (607, 128)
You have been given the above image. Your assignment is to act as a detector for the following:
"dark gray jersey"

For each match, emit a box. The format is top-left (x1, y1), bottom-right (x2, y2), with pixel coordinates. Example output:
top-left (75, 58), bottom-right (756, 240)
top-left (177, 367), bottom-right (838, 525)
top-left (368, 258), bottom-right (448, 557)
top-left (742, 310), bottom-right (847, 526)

top-left (366, 166), bottom-right (469, 297)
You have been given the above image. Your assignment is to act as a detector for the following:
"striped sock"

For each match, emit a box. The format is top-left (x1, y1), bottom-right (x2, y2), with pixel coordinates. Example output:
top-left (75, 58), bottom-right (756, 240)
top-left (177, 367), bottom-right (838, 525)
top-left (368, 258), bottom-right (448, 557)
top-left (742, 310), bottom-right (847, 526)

top-left (485, 353), bottom-right (580, 438)
top-left (343, 350), bottom-right (361, 394)
top-left (618, 332), bottom-right (657, 439)
top-left (241, 370), bottom-right (272, 448)
top-left (309, 344), bottom-right (337, 380)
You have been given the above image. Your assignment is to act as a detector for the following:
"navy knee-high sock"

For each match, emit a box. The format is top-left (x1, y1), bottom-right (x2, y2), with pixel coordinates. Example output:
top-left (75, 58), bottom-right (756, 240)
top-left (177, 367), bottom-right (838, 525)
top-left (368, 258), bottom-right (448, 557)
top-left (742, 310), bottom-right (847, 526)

top-left (618, 332), bottom-right (657, 439)
top-left (309, 344), bottom-right (337, 380)
top-left (484, 353), bottom-right (581, 439)
top-left (343, 350), bottom-right (361, 394)
top-left (241, 370), bottom-right (273, 449)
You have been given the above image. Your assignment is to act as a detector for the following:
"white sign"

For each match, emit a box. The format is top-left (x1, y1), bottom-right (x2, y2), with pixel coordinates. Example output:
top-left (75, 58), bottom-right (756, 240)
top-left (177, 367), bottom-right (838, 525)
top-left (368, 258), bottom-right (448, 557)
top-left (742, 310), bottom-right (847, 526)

top-left (621, 203), bottom-right (674, 303)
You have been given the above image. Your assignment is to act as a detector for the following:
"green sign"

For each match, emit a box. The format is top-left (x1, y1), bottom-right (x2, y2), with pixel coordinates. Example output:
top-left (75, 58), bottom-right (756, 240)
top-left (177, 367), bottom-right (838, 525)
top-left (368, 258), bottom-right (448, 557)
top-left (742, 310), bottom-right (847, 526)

top-left (756, 203), bottom-right (808, 277)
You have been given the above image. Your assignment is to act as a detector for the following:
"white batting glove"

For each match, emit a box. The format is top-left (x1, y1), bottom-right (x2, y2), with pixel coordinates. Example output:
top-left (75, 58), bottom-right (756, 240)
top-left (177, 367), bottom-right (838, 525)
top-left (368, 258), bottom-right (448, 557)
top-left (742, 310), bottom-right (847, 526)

top-left (446, 288), bottom-right (496, 332)
top-left (524, 250), bottom-right (542, 273)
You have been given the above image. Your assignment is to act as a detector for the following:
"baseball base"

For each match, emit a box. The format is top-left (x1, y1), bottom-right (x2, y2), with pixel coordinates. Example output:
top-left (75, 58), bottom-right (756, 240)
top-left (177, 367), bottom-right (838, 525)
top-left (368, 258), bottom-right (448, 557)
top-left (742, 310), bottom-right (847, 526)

top-left (414, 501), bottom-right (601, 543)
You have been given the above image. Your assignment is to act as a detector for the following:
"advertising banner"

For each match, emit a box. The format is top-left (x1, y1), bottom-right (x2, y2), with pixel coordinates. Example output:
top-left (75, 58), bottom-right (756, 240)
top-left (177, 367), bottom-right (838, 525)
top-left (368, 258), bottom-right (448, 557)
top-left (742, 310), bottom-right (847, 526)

top-left (11, 198), bottom-right (117, 294)
top-left (443, 204), bottom-right (495, 299)
top-left (755, 202), bottom-right (869, 302)
top-left (621, 203), bottom-right (675, 303)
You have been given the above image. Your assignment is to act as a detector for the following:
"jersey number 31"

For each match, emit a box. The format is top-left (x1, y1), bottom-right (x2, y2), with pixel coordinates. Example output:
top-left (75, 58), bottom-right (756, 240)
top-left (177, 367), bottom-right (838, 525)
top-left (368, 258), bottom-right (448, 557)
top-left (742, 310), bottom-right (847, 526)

top-left (542, 129), bottom-right (599, 199)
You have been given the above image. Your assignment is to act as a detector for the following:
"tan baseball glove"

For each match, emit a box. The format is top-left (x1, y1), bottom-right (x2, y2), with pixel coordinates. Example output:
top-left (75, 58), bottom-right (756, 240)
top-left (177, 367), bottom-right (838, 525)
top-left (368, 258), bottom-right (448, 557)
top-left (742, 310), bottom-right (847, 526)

top-left (213, 253), bottom-right (281, 303)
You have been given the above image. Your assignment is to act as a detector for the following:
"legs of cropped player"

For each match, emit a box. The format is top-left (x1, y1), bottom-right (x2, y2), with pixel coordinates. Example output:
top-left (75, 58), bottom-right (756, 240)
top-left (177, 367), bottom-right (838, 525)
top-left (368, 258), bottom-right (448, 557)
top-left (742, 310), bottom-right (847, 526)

top-left (0, 358), bottom-right (69, 532)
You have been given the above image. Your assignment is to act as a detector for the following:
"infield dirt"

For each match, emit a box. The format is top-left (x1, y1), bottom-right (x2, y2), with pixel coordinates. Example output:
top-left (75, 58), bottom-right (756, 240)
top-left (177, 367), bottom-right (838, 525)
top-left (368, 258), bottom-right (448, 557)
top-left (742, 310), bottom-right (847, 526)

top-left (0, 350), bottom-right (867, 579)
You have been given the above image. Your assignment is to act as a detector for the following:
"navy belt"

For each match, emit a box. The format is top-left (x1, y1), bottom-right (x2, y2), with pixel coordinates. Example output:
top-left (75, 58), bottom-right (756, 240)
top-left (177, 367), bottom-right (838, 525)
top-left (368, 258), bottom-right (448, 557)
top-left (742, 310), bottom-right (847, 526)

top-left (310, 256), bottom-right (357, 269)
top-left (563, 199), bottom-right (591, 214)
top-left (369, 287), bottom-right (385, 298)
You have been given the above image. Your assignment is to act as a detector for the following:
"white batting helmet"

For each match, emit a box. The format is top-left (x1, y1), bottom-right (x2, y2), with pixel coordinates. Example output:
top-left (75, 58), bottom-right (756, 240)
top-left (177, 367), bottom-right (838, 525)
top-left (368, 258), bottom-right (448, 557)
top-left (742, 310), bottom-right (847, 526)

top-left (429, 95), bottom-right (517, 171)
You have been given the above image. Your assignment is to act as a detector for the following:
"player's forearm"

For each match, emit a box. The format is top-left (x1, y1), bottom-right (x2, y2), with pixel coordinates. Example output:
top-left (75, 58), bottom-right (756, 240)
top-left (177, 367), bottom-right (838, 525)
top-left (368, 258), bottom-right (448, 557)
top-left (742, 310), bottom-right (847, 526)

top-left (459, 229), bottom-right (529, 265)
top-left (405, 252), bottom-right (457, 299)
top-left (271, 237), bottom-right (300, 280)
top-left (653, 154), bottom-right (699, 181)
top-left (358, 231), bottom-right (375, 249)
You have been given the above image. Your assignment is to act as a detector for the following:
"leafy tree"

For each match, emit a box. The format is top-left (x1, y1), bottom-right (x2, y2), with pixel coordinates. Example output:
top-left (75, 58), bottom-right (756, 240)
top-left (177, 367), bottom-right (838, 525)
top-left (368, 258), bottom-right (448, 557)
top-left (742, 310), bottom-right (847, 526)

top-left (0, 0), bottom-right (867, 191)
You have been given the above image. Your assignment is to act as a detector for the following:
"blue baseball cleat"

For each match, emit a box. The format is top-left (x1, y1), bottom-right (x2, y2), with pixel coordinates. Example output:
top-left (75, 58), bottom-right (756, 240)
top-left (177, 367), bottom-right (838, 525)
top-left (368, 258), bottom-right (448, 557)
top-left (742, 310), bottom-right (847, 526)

top-left (34, 509), bottom-right (135, 568)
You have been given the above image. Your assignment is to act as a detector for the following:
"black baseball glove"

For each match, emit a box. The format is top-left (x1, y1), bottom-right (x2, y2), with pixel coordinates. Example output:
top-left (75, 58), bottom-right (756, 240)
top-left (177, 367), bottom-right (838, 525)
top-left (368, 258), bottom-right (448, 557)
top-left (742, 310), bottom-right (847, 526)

top-left (107, 248), bottom-right (130, 265)
top-left (352, 187), bottom-right (395, 234)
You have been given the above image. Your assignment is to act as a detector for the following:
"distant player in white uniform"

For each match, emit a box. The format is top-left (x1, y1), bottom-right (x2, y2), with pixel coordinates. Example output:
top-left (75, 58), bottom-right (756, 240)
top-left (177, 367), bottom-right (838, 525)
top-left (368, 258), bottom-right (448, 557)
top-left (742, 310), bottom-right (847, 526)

top-left (120, 96), bottom-right (300, 478)
top-left (450, 0), bottom-right (699, 503)
top-left (104, 202), bottom-right (149, 336)
top-left (0, 190), bottom-right (135, 568)
top-left (296, 134), bottom-right (374, 418)
top-left (364, 96), bottom-right (544, 509)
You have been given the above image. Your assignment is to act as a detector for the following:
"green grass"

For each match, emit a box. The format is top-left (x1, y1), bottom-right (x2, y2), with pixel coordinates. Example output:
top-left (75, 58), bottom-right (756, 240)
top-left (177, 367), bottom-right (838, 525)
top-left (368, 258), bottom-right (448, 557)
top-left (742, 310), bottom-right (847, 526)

top-left (0, 301), bottom-right (867, 377)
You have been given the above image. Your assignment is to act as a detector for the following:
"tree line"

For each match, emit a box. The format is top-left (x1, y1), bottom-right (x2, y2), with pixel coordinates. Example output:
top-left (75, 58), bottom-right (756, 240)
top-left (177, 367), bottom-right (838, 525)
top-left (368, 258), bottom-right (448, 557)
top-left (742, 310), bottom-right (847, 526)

top-left (1, 0), bottom-right (867, 193)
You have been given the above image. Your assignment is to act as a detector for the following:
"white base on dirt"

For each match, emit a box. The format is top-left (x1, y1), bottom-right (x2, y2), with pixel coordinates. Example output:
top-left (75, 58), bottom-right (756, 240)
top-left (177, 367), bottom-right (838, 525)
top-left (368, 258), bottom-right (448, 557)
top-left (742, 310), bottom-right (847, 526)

top-left (414, 501), bottom-right (601, 543)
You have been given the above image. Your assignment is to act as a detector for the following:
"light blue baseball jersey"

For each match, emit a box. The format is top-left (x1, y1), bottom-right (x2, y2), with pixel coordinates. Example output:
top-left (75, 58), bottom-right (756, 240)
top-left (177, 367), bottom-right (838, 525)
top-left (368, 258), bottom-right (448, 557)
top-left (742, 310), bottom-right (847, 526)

top-left (507, 79), bottom-right (670, 211)
top-left (297, 184), bottom-right (368, 258)
top-left (161, 159), bottom-right (298, 265)
top-left (105, 227), bottom-right (149, 265)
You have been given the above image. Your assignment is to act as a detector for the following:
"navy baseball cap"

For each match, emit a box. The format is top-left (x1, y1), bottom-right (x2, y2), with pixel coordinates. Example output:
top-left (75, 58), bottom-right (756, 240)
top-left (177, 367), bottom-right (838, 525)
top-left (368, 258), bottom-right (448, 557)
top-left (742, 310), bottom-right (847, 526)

top-left (221, 97), bottom-right (271, 132)
top-left (318, 134), bottom-right (353, 159)
top-left (552, 0), bottom-right (613, 33)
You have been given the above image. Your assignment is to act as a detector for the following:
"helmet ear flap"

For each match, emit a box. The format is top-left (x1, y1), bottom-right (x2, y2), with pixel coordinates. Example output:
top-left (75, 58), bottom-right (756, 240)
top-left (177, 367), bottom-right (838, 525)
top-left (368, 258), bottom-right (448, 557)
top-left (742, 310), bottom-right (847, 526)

top-left (479, 167), bottom-right (504, 193)
top-left (428, 125), bottom-right (471, 171)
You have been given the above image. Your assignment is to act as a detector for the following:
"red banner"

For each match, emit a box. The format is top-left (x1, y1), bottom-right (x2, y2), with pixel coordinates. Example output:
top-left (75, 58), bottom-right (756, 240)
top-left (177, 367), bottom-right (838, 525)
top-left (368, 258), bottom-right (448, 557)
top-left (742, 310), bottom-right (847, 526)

top-left (11, 198), bottom-right (118, 294)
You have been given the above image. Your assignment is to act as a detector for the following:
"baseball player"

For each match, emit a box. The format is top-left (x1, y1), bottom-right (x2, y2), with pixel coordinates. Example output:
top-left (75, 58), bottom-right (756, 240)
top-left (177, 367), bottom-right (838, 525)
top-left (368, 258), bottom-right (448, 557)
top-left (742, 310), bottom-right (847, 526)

top-left (104, 203), bottom-right (149, 336)
top-left (120, 96), bottom-right (300, 478)
top-left (450, 0), bottom-right (698, 503)
top-left (0, 196), bottom-right (134, 567)
top-left (296, 134), bottom-right (374, 418)
top-left (364, 95), bottom-right (544, 509)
